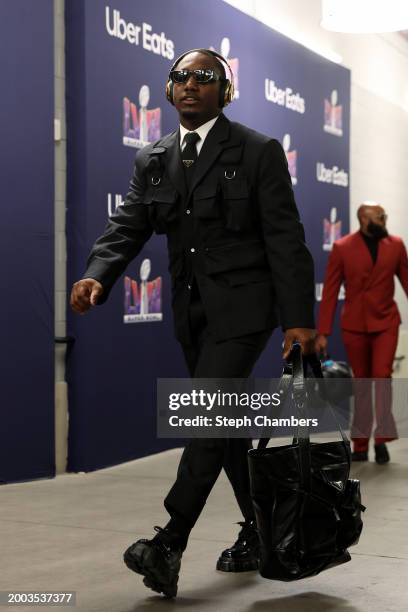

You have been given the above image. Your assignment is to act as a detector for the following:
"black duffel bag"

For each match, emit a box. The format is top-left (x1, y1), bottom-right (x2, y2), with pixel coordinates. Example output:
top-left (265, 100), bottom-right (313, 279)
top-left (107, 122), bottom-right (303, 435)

top-left (248, 345), bottom-right (365, 581)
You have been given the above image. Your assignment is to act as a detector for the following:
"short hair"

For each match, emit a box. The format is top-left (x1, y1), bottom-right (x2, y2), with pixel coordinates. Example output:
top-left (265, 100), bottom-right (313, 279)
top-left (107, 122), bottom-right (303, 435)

top-left (174, 49), bottom-right (227, 80)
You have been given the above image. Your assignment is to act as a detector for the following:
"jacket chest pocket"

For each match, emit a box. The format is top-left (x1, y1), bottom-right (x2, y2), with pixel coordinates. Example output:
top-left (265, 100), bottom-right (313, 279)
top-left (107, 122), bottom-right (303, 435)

top-left (222, 178), bottom-right (253, 231)
top-left (193, 184), bottom-right (221, 220)
top-left (143, 184), bottom-right (179, 234)
top-left (193, 178), bottom-right (254, 231)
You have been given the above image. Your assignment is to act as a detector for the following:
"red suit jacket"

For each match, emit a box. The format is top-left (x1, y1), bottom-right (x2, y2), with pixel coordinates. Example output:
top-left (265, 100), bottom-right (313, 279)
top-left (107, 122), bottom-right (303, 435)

top-left (318, 232), bottom-right (408, 335)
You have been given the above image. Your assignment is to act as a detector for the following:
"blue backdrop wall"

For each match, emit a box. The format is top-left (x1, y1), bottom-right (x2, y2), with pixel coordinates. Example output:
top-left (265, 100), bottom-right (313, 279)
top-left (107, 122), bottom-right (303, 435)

top-left (0, 0), bottom-right (55, 483)
top-left (66, 0), bottom-right (350, 471)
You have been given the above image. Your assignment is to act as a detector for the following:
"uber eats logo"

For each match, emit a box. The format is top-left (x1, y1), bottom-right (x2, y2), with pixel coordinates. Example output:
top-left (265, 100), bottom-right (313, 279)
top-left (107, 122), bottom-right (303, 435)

top-left (265, 78), bottom-right (305, 114)
top-left (105, 6), bottom-right (175, 60)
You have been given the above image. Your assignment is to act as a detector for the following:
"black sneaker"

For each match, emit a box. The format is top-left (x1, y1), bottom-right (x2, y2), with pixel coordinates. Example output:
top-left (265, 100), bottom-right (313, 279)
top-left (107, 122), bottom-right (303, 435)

top-left (216, 520), bottom-right (260, 572)
top-left (351, 451), bottom-right (368, 462)
top-left (375, 443), bottom-right (390, 464)
top-left (123, 526), bottom-right (182, 598)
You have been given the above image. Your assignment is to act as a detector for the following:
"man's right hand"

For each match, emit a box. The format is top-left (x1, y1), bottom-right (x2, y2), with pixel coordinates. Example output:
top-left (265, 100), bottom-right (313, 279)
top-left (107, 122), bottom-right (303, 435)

top-left (70, 278), bottom-right (103, 314)
top-left (315, 333), bottom-right (328, 357)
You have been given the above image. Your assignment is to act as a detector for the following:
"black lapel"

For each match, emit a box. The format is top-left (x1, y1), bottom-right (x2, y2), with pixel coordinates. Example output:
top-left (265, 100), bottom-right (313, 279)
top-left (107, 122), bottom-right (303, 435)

top-left (188, 113), bottom-right (238, 196)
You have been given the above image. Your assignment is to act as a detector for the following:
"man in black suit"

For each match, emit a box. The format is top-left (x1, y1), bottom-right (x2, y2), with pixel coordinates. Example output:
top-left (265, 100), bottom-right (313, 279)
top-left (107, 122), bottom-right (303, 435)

top-left (71, 48), bottom-right (316, 597)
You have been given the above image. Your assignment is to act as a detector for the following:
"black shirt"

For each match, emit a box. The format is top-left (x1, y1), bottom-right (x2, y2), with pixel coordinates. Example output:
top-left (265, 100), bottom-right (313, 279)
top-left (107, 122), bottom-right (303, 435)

top-left (360, 231), bottom-right (380, 264)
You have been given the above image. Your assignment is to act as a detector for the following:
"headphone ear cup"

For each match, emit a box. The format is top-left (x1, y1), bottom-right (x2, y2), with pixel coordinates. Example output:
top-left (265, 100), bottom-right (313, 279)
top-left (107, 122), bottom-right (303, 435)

top-left (166, 79), bottom-right (174, 105)
top-left (222, 79), bottom-right (233, 107)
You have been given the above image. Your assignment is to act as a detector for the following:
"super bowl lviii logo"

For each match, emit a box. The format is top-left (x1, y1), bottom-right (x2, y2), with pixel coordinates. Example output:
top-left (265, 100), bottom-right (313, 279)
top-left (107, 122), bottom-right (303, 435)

top-left (282, 134), bottom-right (297, 186)
top-left (210, 37), bottom-right (239, 99)
top-left (324, 89), bottom-right (343, 137)
top-left (323, 207), bottom-right (342, 251)
top-left (123, 85), bottom-right (161, 148)
top-left (124, 259), bottom-right (163, 323)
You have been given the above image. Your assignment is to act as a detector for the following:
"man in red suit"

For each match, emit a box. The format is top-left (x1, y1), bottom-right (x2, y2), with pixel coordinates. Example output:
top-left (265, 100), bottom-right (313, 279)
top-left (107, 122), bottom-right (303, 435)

top-left (315, 203), bottom-right (408, 463)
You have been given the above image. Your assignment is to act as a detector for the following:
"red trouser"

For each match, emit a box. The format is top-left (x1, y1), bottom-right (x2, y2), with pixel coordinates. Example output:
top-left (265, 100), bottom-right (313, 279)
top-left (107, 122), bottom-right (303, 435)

top-left (342, 327), bottom-right (399, 452)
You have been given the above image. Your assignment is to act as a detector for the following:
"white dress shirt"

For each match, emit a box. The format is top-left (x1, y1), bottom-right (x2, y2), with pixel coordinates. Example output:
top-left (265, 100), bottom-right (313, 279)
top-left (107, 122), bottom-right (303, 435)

top-left (179, 115), bottom-right (220, 156)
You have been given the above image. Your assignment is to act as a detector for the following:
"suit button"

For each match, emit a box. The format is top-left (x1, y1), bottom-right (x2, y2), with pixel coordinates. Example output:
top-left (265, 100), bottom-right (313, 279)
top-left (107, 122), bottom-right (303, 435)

top-left (186, 209), bottom-right (191, 215)
top-left (190, 247), bottom-right (196, 253)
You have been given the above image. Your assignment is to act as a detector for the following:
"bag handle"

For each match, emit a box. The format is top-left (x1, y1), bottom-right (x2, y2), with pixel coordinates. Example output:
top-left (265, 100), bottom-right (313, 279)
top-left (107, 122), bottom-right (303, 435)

top-left (257, 345), bottom-right (350, 450)
top-left (290, 344), bottom-right (312, 492)
top-left (257, 343), bottom-right (307, 451)
top-left (256, 364), bottom-right (292, 450)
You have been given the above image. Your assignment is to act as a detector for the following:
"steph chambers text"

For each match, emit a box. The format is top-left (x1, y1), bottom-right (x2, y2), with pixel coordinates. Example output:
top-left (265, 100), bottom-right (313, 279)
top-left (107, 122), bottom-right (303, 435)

top-left (168, 415), bottom-right (319, 428)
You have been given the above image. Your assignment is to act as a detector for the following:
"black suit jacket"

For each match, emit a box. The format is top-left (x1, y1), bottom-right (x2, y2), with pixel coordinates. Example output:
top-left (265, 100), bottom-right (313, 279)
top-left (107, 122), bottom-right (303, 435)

top-left (84, 113), bottom-right (315, 343)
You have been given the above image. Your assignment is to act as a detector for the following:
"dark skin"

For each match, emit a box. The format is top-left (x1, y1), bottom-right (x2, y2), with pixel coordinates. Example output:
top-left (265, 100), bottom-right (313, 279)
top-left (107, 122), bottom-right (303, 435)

top-left (70, 51), bottom-right (316, 358)
top-left (171, 51), bottom-right (224, 130)
top-left (315, 203), bottom-right (387, 356)
top-left (359, 204), bottom-right (387, 237)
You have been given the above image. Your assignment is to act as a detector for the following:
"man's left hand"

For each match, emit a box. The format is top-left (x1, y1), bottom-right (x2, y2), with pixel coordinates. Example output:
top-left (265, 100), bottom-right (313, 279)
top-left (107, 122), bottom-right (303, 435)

top-left (283, 328), bottom-right (317, 359)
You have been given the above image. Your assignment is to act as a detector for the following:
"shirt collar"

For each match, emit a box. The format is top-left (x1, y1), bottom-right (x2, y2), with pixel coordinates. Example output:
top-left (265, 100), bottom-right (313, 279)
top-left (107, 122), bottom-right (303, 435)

top-left (179, 114), bottom-right (220, 146)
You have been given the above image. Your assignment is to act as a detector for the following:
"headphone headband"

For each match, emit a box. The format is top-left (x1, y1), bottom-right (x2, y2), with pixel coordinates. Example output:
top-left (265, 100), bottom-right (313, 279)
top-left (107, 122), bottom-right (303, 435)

top-left (169, 48), bottom-right (234, 83)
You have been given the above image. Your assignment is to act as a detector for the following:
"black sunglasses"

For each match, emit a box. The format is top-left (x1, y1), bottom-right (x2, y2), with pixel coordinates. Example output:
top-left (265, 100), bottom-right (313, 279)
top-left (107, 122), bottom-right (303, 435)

top-left (169, 69), bottom-right (223, 84)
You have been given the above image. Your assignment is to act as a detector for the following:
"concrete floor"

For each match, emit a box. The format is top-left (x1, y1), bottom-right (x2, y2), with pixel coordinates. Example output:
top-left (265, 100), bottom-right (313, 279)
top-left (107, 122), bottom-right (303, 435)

top-left (1, 440), bottom-right (408, 612)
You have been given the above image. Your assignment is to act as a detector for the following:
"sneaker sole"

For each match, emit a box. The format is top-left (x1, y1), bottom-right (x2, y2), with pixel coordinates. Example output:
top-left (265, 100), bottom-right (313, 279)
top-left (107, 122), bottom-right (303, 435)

top-left (123, 541), bottom-right (178, 598)
top-left (216, 557), bottom-right (259, 572)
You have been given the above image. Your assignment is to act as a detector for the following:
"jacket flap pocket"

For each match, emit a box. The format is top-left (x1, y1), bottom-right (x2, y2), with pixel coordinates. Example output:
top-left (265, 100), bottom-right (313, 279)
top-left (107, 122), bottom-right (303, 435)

top-left (194, 183), bottom-right (218, 200)
top-left (144, 186), bottom-right (178, 205)
top-left (194, 183), bottom-right (220, 219)
top-left (222, 179), bottom-right (249, 199)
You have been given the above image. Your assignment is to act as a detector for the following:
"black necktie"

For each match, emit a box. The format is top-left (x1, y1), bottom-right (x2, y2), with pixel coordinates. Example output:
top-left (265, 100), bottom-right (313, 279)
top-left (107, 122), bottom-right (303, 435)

top-left (181, 132), bottom-right (201, 188)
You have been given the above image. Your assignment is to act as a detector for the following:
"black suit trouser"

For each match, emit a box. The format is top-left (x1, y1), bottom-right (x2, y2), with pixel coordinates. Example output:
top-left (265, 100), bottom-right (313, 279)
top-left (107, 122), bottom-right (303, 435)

top-left (164, 281), bottom-right (272, 530)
